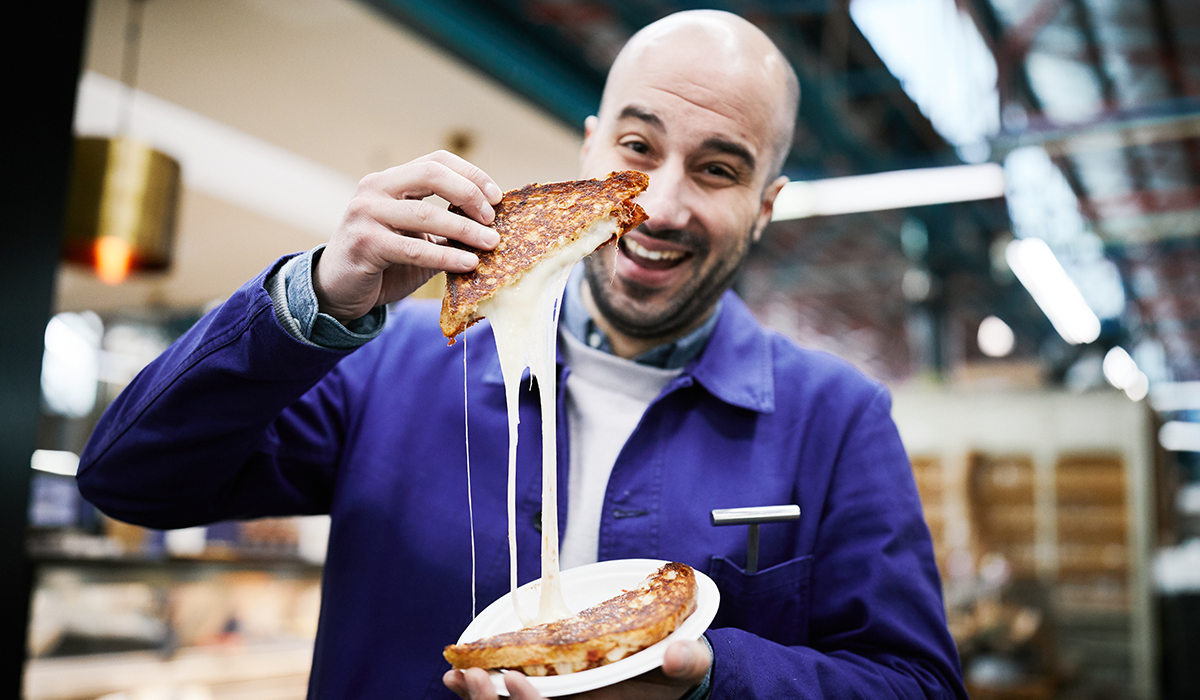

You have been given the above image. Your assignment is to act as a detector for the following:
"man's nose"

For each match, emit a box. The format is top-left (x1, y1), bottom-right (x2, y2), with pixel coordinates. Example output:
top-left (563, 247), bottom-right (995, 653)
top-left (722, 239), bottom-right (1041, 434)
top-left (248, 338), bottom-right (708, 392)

top-left (639, 163), bottom-right (691, 232)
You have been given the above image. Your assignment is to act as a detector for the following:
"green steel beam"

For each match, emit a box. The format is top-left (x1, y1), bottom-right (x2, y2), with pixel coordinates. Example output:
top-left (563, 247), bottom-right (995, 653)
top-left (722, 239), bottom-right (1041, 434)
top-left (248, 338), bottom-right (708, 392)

top-left (362, 0), bottom-right (604, 131)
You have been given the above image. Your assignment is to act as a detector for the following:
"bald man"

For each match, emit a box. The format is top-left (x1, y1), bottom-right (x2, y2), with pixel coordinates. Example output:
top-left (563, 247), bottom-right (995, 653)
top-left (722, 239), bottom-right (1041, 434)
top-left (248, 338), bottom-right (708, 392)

top-left (79, 10), bottom-right (966, 700)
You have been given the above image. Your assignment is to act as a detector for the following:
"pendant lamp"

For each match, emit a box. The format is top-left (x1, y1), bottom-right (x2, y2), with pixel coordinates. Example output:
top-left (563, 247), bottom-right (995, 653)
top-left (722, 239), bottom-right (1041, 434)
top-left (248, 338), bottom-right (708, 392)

top-left (62, 0), bottom-right (180, 285)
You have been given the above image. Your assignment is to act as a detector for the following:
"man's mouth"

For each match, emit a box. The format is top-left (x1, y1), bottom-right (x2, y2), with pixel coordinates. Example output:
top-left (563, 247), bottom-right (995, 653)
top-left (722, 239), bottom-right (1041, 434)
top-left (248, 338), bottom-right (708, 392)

top-left (618, 236), bottom-right (691, 271)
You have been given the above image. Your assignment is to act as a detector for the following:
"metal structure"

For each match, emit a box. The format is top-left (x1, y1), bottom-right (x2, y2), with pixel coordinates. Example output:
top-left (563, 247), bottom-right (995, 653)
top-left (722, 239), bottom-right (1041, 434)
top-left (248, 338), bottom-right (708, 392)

top-left (363, 0), bottom-right (1200, 391)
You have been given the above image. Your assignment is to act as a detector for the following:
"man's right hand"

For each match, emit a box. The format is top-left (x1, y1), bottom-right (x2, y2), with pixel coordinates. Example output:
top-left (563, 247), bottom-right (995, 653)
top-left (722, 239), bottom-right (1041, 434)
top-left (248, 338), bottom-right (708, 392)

top-left (313, 150), bottom-right (503, 323)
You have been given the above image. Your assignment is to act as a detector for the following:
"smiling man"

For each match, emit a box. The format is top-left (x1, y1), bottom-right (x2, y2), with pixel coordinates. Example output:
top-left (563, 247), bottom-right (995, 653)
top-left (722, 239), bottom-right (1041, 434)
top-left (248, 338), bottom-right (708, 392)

top-left (577, 14), bottom-right (795, 357)
top-left (78, 10), bottom-right (966, 700)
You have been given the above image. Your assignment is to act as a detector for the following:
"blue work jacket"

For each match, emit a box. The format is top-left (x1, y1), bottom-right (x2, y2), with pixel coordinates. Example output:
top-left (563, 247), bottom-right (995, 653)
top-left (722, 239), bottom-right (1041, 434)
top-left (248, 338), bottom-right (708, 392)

top-left (78, 256), bottom-right (966, 699)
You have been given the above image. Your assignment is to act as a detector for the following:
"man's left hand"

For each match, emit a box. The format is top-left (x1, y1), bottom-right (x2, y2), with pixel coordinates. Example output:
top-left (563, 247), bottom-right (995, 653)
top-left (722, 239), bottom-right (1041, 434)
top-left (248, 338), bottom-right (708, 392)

top-left (443, 638), bottom-right (711, 700)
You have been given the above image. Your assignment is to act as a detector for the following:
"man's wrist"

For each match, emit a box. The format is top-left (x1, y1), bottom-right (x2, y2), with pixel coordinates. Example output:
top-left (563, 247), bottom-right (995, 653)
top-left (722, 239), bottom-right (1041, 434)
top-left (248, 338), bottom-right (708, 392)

top-left (268, 245), bottom-right (386, 350)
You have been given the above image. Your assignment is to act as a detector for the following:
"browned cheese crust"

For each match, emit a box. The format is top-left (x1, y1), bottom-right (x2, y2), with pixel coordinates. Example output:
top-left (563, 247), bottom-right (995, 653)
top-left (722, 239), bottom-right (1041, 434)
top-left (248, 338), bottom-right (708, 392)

top-left (443, 562), bottom-right (698, 677)
top-left (439, 170), bottom-right (649, 342)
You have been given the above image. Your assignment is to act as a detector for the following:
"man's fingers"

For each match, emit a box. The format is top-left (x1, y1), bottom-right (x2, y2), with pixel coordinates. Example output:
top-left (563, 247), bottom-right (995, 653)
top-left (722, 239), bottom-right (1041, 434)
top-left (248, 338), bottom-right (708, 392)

top-left (502, 670), bottom-right (545, 700)
top-left (358, 197), bottom-right (498, 252)
top-left (419, 150), bottom-right (504, 205)
top-left (444, 669), bottom-right (468, 698)
top-left (661, 639), bottom-right (711, 684)
top-left (443, 668), bottom-right (495, 700)
top-left (367, 153), bottom-right (501, 225)
top-left (404, 158), bottom-right (498, 225)
top-left (375, 226), bottom-right (479, 274)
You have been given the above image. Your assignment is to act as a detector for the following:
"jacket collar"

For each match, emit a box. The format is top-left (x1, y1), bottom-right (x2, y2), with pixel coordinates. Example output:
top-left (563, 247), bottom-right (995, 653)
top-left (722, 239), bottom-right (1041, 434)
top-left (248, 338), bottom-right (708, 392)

top-left (481, 290), bottom-right (776, 415)
top-left (684, 291), bottom-right (775, 414)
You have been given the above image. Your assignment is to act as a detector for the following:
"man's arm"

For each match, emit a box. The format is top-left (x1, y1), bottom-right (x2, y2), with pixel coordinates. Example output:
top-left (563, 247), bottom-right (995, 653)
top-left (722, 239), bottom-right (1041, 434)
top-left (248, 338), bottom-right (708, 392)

top-left (77, 151), bottom-right (503, 526)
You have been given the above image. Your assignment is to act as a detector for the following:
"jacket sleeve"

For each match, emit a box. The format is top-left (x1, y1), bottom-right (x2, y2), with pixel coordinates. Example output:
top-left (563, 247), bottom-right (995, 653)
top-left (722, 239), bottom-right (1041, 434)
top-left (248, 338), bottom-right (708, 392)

top-left (706, 387), bottom-right (967, 699)
top-left (76, 257), bottom-right (365, 528)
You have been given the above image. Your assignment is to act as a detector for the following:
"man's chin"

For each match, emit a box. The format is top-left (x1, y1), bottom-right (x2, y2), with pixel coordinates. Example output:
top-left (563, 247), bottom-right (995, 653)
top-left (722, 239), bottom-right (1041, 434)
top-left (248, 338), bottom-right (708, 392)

top-left (584, 256), bottom-right (704, 339)
top-left (587, 280), bottom-right (692, 340)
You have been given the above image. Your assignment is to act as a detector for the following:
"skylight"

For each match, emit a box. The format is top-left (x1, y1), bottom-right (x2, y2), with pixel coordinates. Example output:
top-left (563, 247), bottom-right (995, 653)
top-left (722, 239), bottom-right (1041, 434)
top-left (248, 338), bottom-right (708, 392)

top-left (850, 0), bottom-right (1001, 162)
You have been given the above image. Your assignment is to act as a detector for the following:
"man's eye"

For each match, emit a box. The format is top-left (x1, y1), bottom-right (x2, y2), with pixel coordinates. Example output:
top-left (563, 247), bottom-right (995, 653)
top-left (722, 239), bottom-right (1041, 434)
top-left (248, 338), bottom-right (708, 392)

top-left (622, 140), bottom-right (649, 155)
top-left (704, 164), bottom-right (737, 181)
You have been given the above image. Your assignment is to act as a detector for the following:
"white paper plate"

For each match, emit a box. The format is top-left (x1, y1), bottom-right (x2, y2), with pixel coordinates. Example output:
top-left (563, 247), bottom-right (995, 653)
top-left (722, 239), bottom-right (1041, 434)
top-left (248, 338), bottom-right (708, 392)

top-left (454, 558), bottom-right (720, 697)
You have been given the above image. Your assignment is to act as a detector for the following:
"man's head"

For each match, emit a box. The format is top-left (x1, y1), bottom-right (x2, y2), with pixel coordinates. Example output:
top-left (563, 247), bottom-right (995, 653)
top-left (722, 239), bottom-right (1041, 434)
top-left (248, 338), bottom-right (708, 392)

top-left (579, 10), bottom-right (799, 347)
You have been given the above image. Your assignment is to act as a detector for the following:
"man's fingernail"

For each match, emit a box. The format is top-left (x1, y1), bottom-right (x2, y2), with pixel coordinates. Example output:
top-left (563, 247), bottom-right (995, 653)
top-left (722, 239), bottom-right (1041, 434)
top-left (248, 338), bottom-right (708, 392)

top-left (677, 645), bottom-right (694, 668)
top-left (485, 182), bottom-right (502, 203)
top-left (483, 229), bottom-right (500, 246)
top-left (459, 251), bottom-right (478, 267)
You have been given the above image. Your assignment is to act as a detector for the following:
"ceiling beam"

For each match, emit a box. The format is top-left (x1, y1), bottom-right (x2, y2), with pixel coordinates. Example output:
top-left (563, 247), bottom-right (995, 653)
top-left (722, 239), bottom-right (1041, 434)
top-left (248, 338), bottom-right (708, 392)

top-left (361, 0), bottom-right (604, 131)
top-left (992, 98), bottom-right (1200, 157)
top-left (1144, 0), bottom-right (1200, 182)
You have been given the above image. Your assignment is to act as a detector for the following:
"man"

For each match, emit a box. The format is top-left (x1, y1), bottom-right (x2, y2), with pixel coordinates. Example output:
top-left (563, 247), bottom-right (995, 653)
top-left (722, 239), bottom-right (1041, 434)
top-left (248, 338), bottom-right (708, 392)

top-left (78, 10), bottom-right (966, 700)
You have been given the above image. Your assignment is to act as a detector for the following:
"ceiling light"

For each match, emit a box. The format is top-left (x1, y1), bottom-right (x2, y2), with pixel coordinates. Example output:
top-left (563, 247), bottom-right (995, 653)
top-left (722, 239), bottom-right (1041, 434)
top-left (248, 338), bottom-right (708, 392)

top-left (1005, 238), bottom-right (1100, 345)
top-left (1102, 347), bottom-right (1139, 389)
top-left (977, 316), bottom-right (1015, 357)
top-left (1124, 371), bottom-right (1149, 402)
top-left (1160, 421), bottom-right (1200, 452)
top-left (1150, 381), bottom-right (1200, 412)
top-left (850, 0), bottom-right (1000, 153)
top-left (902, 268), bottom-right (933, 302)
top-left (41, 312), bottom-right (103, 418)
top-left (1003, 147), bottom-right (1126, 320)
top-left (63, 137), bottom-right (181, 284)
top-left (31, 450), bottom-right (81, 477)
top-left (62, 0), bottom-right (181, 285)
top-left (772, 163), bottom-right (1006, 221)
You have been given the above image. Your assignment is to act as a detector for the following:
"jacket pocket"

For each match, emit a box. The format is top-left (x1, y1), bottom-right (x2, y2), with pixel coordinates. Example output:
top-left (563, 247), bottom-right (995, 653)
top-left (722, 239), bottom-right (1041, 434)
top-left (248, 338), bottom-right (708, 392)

top-left (707, 554), bottom-right (812, 647)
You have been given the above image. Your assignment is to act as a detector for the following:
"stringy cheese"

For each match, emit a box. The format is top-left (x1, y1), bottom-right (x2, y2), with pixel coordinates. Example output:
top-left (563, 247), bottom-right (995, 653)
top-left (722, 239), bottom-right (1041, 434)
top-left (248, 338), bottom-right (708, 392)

top-left (476, 216), bottom-right (623, 627)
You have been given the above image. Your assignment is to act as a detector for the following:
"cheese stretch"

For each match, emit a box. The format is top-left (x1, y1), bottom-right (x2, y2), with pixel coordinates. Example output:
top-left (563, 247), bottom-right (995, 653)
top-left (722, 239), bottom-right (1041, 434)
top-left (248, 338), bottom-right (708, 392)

top-left (476, 216), bottom-right (623, 627)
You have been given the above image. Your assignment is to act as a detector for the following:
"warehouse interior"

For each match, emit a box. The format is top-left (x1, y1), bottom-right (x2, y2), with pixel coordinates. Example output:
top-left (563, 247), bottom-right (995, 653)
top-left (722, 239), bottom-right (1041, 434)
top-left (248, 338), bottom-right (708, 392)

top-left (6, 0), bottom-right (1200, 698)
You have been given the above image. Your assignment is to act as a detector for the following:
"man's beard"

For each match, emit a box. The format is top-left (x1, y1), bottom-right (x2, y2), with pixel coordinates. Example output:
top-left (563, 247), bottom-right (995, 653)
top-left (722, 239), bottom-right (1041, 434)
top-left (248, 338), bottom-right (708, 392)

top-left (583, 226), bottom-right (754, 340)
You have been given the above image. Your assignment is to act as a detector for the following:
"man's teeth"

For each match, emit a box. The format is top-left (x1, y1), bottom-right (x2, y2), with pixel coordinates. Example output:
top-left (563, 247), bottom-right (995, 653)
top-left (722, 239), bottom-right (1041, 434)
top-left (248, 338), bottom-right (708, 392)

top-left (624, 238), bottom-right (686, 261)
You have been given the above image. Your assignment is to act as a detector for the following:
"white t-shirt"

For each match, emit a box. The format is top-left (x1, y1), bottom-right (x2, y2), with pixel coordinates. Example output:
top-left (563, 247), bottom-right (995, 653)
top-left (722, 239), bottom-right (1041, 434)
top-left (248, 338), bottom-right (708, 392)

top-left (558, 329), bottom-right (681, 570)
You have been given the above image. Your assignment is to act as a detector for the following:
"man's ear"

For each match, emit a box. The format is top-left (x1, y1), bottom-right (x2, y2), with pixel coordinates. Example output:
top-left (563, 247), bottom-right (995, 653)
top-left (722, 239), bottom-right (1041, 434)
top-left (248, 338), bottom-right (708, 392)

top-left (752, 175), bottom-right (789, 242)
top-left (580, 115), bottom-right (599, 164)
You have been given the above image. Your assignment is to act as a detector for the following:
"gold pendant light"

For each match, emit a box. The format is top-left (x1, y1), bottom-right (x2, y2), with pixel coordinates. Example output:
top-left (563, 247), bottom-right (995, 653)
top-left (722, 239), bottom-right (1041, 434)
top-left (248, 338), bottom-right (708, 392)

top-left (62, 0), bottom-right (180, 285)
top-left (63, 137), bottom-right (180, 284)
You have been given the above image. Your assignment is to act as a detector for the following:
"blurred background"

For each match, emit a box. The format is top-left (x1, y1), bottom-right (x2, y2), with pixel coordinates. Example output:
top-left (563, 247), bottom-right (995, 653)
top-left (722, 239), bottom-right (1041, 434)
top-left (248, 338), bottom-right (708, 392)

top-left (6, 0), bottom-right (1200, 698)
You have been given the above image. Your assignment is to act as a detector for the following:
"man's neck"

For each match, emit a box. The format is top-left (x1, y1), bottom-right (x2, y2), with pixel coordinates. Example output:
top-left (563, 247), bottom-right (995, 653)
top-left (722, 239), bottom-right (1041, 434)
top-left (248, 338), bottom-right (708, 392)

top-left (579, 282), bottom-right (715, 360)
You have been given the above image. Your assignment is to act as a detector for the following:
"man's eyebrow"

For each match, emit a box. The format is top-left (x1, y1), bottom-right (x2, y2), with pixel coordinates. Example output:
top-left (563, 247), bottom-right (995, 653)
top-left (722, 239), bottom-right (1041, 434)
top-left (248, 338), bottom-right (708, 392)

top-left (701, 137), bottom-right (756, 173)
top-left (616, 105), bottom-right (664, 129)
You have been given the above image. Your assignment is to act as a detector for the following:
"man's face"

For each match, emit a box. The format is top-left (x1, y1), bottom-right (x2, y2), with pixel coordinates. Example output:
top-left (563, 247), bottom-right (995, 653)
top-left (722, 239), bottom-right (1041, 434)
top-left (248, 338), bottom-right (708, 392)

top-left (579, 36), bottom-right (787, 340)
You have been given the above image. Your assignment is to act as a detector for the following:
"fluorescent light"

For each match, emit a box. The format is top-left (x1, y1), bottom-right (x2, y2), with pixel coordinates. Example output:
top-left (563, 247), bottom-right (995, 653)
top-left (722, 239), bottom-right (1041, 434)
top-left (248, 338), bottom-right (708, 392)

top-left (1160, 421), bottom-right (1200, 452)
top-left (1004, 147), bottom-right (1127, 321)
top-left (31, 450), bottom-right (81, 476)
top-left (41, 312), bottom-right (102, 418)
top-left (1103, 347), bottom-right (1139, 389)
top-left (75, 72), bottom-right (357, 238)
top-left (1005, 238), bottom-right (1101, 345)
top-left (1124, 371), bottom-right (1149, 402)
top-left (772, 163), bottom-right (1006, 221)
top-left (1150, 381), bottom-right (1200, 412)
top-left (850, 0), bottom-right (1000, 158)
top-left (977, 315), bottom-right (1014, 357)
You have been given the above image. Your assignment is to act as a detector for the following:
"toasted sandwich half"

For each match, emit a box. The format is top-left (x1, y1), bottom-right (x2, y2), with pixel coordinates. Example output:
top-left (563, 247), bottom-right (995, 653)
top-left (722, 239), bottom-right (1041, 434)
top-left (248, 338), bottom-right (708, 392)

top-left (443, 562), bottom-right (698, 677)
top-left (439, 171), bottom-right (649, 341)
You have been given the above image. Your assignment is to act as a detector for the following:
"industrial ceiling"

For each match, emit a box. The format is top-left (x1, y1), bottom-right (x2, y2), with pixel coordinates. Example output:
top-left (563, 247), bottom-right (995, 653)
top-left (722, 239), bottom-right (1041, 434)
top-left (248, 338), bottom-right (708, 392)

top-left (362, 0), bottom-right (1200, 390)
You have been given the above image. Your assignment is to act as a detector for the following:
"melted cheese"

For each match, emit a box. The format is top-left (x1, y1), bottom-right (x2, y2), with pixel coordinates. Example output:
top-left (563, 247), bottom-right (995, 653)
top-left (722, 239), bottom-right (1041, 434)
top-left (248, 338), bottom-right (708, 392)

top-left (477, 216), bottom-right (623, 627)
